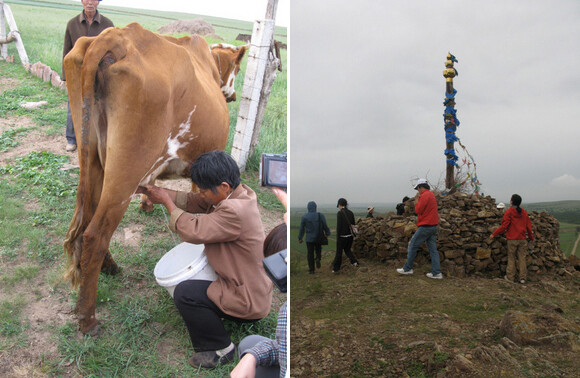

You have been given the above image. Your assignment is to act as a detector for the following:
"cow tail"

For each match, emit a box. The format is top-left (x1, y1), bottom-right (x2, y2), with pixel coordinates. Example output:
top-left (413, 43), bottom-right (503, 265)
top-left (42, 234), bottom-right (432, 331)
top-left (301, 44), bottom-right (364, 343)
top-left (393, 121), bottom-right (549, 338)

top-left (63, 35), bottom-right (124, 289)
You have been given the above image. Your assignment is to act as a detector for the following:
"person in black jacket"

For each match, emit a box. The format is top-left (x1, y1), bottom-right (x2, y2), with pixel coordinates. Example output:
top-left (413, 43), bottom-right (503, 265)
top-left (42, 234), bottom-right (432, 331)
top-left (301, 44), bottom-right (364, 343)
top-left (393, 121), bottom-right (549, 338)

top-left (332, 198), bottom-right (359, 272)
top-left (396, 196), bottom-right (410, 215)
top-left (298, 201), bottom-right (331, 274)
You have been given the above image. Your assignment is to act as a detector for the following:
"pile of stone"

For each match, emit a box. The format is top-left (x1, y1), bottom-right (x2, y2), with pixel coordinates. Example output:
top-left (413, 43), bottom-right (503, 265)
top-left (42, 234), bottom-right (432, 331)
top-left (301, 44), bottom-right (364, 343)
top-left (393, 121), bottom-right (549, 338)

top-left (23, 61), bottom-right (67, 91)
top-left (353, 192), bottom-right (574, 277)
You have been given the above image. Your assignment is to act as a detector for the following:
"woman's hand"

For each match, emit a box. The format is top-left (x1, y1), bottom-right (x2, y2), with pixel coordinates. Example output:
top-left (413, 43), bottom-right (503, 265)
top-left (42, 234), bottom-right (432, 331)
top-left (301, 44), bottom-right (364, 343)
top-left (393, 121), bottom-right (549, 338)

top-left (272, 187), bottom-right (287, 224)
top-left (230, 354), bottom-right (257, 378)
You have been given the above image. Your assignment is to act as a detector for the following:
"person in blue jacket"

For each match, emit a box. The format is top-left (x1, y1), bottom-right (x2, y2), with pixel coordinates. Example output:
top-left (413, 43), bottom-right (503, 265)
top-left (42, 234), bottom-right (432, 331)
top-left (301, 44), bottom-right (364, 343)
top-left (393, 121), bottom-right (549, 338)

top-left (298, 201), bottom-right (331, 274)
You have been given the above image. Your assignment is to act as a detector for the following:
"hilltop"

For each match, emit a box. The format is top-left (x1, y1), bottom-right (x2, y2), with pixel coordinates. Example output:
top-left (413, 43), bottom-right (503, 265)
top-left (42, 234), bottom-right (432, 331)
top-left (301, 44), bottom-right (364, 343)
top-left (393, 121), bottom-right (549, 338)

top-left (290, 257), bottom-right (580, 377)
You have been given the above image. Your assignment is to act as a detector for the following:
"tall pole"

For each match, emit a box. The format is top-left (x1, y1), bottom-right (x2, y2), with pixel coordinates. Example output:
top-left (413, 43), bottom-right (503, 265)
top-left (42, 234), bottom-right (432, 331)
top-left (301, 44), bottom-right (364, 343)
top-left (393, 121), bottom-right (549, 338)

top-left (443, 53), bottom-right (459, 192)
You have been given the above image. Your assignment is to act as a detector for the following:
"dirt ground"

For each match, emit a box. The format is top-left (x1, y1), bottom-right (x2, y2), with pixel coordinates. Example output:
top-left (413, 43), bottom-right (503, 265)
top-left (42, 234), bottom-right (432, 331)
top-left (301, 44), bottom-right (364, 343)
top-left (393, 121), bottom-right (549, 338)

top-left (290, 253), bottom-right (580, 377)
top-left (0, 114), bottom-right (285, 377)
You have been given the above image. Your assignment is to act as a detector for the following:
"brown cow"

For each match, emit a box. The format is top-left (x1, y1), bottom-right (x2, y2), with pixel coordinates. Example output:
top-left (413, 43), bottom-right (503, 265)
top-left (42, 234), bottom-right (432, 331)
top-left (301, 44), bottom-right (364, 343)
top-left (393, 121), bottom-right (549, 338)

top-left (63, 22), bottom-right (246, 334)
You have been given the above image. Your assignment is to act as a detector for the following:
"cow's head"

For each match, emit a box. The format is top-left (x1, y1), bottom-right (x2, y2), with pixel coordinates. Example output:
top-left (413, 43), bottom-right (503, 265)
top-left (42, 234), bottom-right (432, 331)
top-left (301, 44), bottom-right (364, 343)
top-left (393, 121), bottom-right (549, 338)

top-left (211, 43), bottom-right (247, 102)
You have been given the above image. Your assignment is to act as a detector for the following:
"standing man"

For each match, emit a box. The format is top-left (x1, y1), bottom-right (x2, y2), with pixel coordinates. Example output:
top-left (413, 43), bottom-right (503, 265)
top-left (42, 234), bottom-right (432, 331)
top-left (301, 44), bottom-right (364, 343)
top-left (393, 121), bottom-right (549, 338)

top-left (298, 201), bottom-right (331, 274)
top-left (396, 179), bottom-right (442, 279)
top-left (62, 0), bottom-right (113, 152)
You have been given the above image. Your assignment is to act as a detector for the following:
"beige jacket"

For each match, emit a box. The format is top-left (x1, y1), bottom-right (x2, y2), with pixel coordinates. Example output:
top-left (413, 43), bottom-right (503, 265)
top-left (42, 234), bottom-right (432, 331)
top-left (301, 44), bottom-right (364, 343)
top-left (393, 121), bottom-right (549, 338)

top-left (169, 184), bottom-right (272, 319)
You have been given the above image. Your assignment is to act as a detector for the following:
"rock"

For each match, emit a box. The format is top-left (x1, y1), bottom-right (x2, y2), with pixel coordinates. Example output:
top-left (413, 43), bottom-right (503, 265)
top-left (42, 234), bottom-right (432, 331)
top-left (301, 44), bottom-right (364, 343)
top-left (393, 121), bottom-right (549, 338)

top-left (20, 101), bottom-right (49, 109)
top-left (568, 255), bottom-right (580, 270)
top-left (475, 247), bottom-right (492, 259)
top-left (500, 310), bottom-right (580, 348)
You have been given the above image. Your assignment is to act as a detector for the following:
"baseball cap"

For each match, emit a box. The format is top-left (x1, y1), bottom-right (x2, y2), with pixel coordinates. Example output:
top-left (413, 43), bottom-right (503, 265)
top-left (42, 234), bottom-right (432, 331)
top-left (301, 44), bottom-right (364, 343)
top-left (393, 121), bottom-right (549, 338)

top-left (414, 178), bottom-right (428, 189)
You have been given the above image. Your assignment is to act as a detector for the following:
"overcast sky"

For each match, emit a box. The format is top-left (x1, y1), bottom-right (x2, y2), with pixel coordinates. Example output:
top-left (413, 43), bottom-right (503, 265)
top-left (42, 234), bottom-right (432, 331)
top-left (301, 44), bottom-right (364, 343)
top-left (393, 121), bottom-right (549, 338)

top-left (290, 0), bottom-right (580, 208)
top-left (90, 0), bottom-right (289, 26)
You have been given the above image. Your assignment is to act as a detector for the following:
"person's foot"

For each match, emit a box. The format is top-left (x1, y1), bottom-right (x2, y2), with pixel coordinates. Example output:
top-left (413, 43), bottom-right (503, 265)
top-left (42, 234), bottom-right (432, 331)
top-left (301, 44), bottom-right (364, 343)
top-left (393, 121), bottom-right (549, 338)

top-left (426, 272), bottom-right (443, 279)
top-left (189, 346), bottom-right (235, 369)
top-left (309, 271), bottom-right (315, 275)
top-left (504, 275), bottom-right (513, 282)
top-left (332, 270), bottom-right (338, 273)
top-left (352, 262), bottom-right (359, 267)
top-left (65, 143), bottom-right (77, 152)
top-left (519, 279), bottom-right (526, 284)
top-left (396, 268), bottom-right (413, 275)
top-left (316, 260), bottom-right (321, 269)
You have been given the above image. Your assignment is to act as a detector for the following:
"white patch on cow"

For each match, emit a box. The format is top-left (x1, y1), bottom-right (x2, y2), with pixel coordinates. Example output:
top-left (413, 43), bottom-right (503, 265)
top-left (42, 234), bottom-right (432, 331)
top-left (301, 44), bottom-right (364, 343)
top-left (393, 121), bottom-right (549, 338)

top-left (167, 107), bottom-right (196, 158)
top-left (211, 43), bottom-right (237, 51)
top-left (222, 70), bottom-right (237, 98)
top-left (139, 157), bottom-right (168, 186)
top-left (137, 107), bottom-right (199, 187)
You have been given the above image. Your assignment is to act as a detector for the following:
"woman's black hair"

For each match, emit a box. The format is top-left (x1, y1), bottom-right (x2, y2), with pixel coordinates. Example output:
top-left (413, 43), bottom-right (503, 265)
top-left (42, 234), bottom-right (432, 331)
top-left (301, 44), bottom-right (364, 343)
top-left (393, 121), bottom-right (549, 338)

top-left (263, 223), bottom-right (287, 258)
top-left (402, 196), bottom-right (410, 202)
top-left (511, 194), bottom-right (522, 213)
top-left (190, 150), bottom-right (240, 192)
top-left (337, 198), bottom-right (348, 208)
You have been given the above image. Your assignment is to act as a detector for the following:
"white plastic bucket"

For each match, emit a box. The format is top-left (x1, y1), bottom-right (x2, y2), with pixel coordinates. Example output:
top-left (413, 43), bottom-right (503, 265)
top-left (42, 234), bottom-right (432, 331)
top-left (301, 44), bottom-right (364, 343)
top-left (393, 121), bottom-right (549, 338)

top-left (154, 242), bottom-right (217, 297)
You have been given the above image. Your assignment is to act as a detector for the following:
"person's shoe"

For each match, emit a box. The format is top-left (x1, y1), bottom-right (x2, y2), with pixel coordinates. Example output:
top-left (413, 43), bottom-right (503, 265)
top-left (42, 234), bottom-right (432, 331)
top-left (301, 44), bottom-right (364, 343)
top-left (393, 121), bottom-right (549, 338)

top-left (504, 275), bottom-right (512, 282)
top-left (316, 260), bottom-right (321, 269)
top-left (426, 272), bottom-right (443, 279)
top-left (332, 270), bottom-right (338, 273)
top-left (189, 346), bottom-right (235, 369)
top-left (352, 262), bottom-right (359, 267)
top-left (396, 268), bottom-right (413, 275)
top-left (309, 271), bottom-right (315, 275)
top-left (520, 279), bottom-right (526, 284)
top-left (65, 143), bottom-right (77, 152)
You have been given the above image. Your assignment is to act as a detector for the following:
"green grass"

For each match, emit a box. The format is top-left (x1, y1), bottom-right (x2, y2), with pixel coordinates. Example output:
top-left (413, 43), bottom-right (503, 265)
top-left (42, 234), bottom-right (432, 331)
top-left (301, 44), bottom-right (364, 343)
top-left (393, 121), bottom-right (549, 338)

top-left (0, 297), bottom-right (28, 337)
top-left (527, 200), bottom-right (580, 224)
top-left (559, 222), bottom-right (580, 257)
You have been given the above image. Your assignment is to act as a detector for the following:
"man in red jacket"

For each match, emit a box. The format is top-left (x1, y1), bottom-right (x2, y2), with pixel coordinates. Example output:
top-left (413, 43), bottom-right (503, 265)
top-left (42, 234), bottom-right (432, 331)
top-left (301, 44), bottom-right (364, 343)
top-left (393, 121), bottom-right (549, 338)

top-left (490, 194), bottom-right (534, 284)
top-left (397, 179), bottom-right (442, 279)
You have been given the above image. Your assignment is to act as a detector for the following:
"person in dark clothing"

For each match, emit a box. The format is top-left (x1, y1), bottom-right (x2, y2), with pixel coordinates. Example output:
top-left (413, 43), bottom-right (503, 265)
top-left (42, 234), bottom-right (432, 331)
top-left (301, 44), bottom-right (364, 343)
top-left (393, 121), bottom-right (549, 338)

top-left (396, 196), bottom-right (410, 215)
top-left (298, 201), bottom-right (331, 274)
top-left (62, 0), bottom-right (114, 152)
top-left (366, 206), bottom-right (374, 218)
top-left (333, 198), bottom-right (359, 272)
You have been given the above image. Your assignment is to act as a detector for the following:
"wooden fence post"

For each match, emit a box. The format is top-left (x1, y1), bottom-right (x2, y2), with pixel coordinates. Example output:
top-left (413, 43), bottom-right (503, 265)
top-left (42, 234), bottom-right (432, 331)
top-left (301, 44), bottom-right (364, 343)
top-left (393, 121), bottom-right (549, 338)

top-left (231, 0), bottom-right (281, 171)
top-left (0, 1), bottom-right (29, 65)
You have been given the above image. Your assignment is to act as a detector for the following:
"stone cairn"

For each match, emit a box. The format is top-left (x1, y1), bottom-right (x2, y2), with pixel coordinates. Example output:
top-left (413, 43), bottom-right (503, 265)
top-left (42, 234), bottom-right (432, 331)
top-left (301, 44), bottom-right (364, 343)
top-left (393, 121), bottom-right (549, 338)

top-left (352, 192), bottom-right (574, 278)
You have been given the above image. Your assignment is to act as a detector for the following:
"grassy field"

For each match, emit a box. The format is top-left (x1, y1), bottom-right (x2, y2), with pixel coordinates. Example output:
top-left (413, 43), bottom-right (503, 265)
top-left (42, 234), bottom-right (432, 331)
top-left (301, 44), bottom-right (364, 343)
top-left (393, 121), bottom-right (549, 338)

top-left (559, 222), bottom-right (580, 257)
top-left (0, 1), bottom-right (286, 375)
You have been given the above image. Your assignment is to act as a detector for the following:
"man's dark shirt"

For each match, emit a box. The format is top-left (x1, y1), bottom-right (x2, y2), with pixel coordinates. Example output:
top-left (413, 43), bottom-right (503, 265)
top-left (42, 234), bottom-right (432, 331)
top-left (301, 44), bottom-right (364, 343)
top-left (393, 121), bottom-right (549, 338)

top-left (62, 10), bottom-right (113, 80)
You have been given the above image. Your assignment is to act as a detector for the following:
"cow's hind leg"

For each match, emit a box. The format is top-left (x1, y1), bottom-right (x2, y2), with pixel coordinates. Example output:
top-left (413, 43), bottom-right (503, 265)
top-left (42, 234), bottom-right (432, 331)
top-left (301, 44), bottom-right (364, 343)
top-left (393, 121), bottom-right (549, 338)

top-left (76, 204), bottom-right (129, 334)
